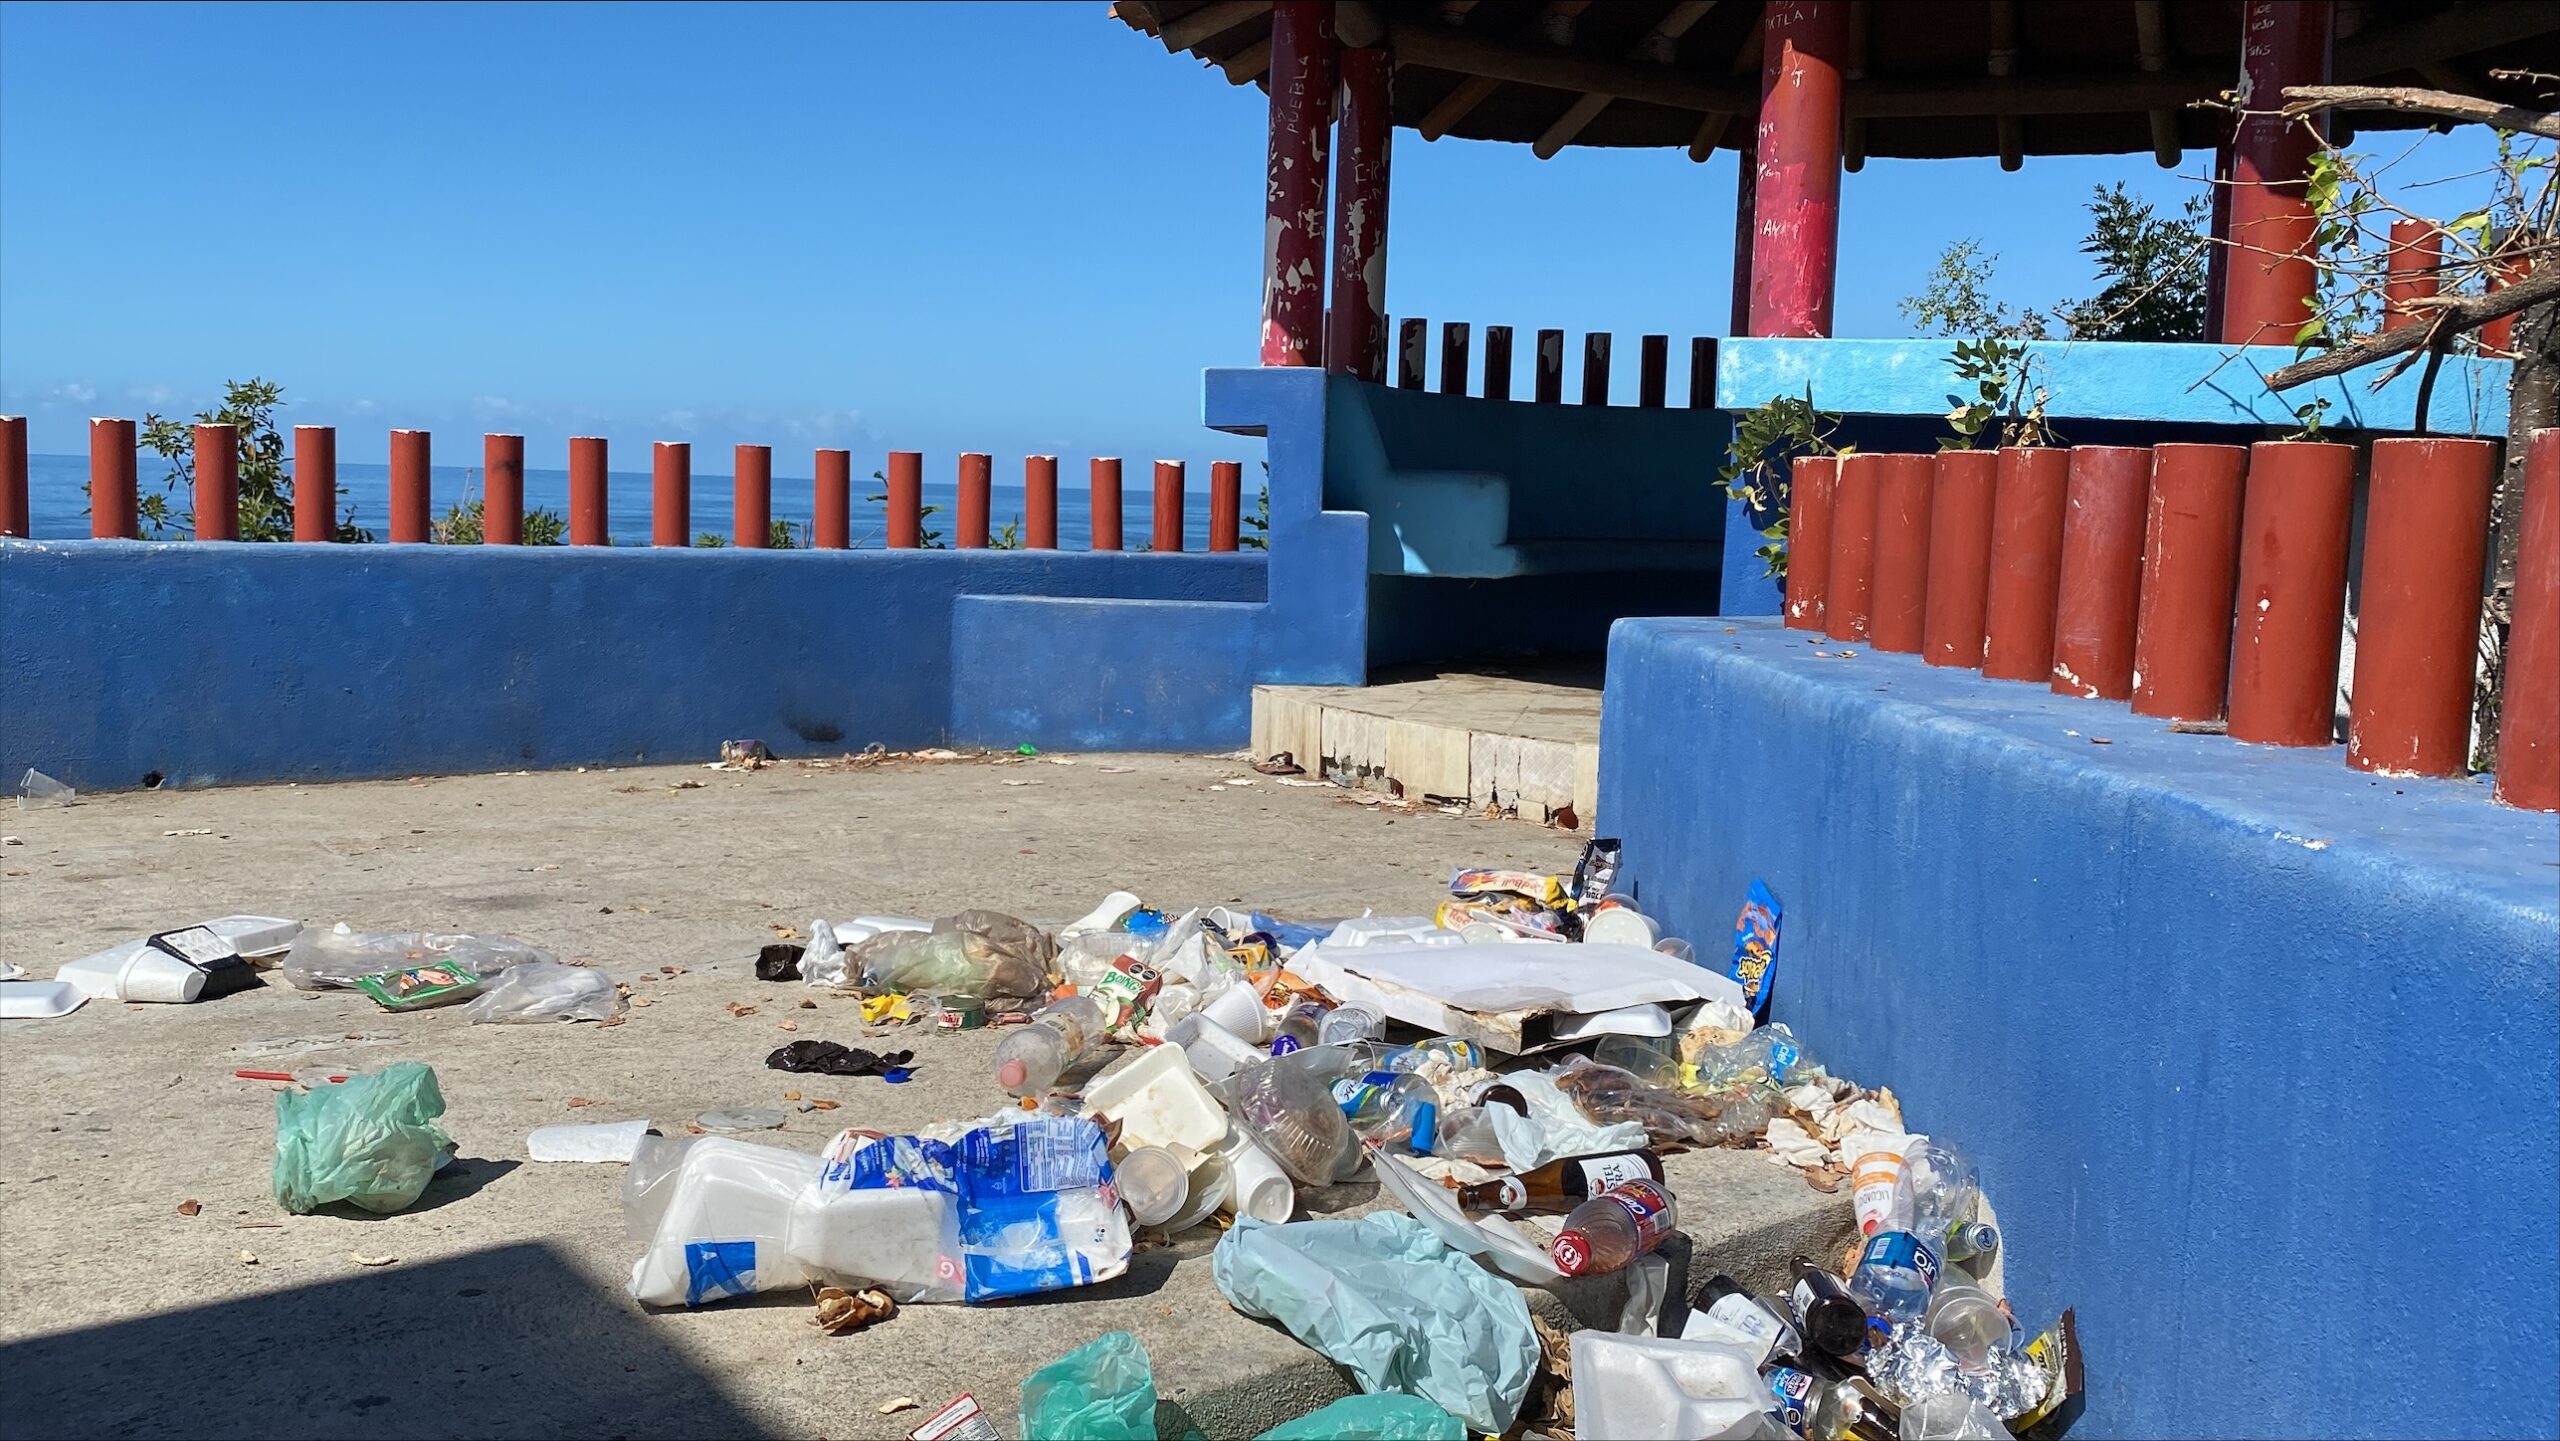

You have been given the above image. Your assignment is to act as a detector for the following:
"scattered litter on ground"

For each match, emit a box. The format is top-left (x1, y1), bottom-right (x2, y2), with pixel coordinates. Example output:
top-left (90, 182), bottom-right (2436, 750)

top-left (176, 1199), bottom-right (201, 1216)
top-left (346, 1252), bottom-right (398, 1268)
top-left (17, 768), bottom-right (74, 809)
top-left (272, 1061), bottom-right (455, 1215)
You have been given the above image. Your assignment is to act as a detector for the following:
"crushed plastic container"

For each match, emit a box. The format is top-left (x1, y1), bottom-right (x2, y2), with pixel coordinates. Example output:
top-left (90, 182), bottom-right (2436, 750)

top-left (1167, 1013), bottom-right (1267, 1083)
top-left (16, 768), bottom-right (73, 809)
top-left (280, 927), bottom-right (549, 992)
top-left (1568, 1333), bottom-right (1791, 1440)
top-left (1113, 1144), bottom-right (1189, 1226)
top-left (627, 1136), bottom-right (826, 1307)
top-left (1082, 1041), bottom-right (1230, 1156)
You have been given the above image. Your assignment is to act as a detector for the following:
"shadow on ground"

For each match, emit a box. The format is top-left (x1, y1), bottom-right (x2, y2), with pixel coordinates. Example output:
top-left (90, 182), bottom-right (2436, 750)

top-left (0, 1242), bottom-right (769, 1440)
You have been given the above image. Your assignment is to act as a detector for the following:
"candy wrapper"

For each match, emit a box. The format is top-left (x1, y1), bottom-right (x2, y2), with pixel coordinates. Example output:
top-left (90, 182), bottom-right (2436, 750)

top-left (1726, 880), bottom-right (1781, 1014)
top-left (2009, 1309), bottom-right (2083, 1436)
top-left (1447, 867), bottom-right (1568, 908)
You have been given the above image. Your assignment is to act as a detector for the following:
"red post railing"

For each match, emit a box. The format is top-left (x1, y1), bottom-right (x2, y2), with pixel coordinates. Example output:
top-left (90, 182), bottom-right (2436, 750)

top-left (2228, 441), bottom-right (2355, 746)
top-left (1326, 43), bottom-right (1393, 383)
top-left (1981, 447), bottom-right (2070, 682)
top-left (2497, 429), bottom-right (2559, 811)
top-left (1921, 450), bottom-right (1999, 668)
top-left (1153, 460), bottom-right (1186, 552)
top-left (484, 433), bottom-right (524, 544)
top-left (2131, 444), bottom-right (2249, 721)
top-left (1750, 0), bottom-right (1848, 338)
top-left (1091, 458), bottom-right (1124, 551)
top-left (2382, 218), bottom-right (2440, 328)
top-left (1783, 456), bottom-right (1839, 632)
top-left (294, 425), bottom-right (337, 542)
top-left (1210, 460), bottom-right (1243, 552)
top-left (1824, 453), bottom-right (1880, 642)
top-left (885, 450), bottom-right (923, 549)
top-left (569, 437), bottom-right (609, 546)
top-left (955, 452), bottom-right (991, 549)
top-left (1397, 319), bottom-right (1428, 389)
top-left (1026, 456), bottom-right (1059, 549)
top-left (814, 448), bottom-right (851, 549)
top-left (1535, 329), bottom-right (1565, 403)
top-left (2346, 438), bottom-right (2495, 775)
top-left (89, 418), bottom-right (137, 538)
top-left (1581, 333), bottom-right (1612, 405)
top-left (2050, 445), bottom-right (2151, 700)
top-left (1483, 326), bottom-right (1514, 401)
top-left (193, 423), bottom-right (239, 541)
top-left (0, 415), bottom-right (26, 537)
top-left (1637, 335), bottom-right (1670, 409)
top-left (651, 442), bottom-right (691, 547)
top-left (1439, 323), bottom-right (1470, 397)
top-left (389, 429), bottom-right (431, 543)
top-left (734, 444), bottom-right (772, 547)
top-left (2221, 0), bottom-right (2331, 345)
top-left (1866, 453), bottom-right (1935, 654)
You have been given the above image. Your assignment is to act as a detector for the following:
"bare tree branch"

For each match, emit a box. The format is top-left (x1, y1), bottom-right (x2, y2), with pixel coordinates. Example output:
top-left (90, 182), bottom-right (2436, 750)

top-left (2264, 265), bottom-right (2560, 390)
top-left (2279, 84), bottom-right (2560, 140)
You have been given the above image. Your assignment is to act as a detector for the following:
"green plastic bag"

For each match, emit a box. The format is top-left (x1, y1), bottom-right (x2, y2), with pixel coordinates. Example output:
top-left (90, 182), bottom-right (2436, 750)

top-left (272, 1062), bottom-right (455, 1215)
top-left (1256, 1395), bottom-right (1467, 1441)
top-left (1019, 1331), bottom-right (1156, 1441)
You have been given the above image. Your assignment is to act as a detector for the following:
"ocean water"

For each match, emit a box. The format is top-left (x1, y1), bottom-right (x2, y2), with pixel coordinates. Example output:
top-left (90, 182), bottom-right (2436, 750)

top-left (16, 453), bottom-right (1226, 551)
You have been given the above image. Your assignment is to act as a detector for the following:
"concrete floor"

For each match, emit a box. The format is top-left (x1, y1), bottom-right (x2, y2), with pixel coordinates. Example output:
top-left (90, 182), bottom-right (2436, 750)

top-left (0, 752), bottom-right (1849, 1440)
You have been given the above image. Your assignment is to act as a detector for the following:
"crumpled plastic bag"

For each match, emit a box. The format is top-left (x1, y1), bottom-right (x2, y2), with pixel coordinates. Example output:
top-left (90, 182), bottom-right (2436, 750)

top-left (1018, 1330), bottom-right (1156, 1441)
top-left (1255, 1395), bottom-right (1467, 1440)
top-left (273, 1062), bottom-right (456, 1214)
top-left (1550, 1054), bottom-right (1768, 1147)
top-left (281, 926), bottom-right (552, 992)
top-left (850, 910), bottom-right (1054, 1013)
top-left (463, 959), bottom-right (626, 1023)
top-left (1211, 1213), bottom-right (1540, 1434)
top-left (1478, 1069), bottom-right (1651, 1170)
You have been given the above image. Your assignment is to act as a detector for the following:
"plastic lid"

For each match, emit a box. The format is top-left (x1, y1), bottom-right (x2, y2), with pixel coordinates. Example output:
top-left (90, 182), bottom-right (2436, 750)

top-left (998, 1059), bottom-right (1029, 1091)
top-left (1408, 1101), bottom-right (1437, 1155)
top-left (1552, 1228), bottom-right (1594, 1275)
top-left (1115, 1145), bottom-right (1188, 1226)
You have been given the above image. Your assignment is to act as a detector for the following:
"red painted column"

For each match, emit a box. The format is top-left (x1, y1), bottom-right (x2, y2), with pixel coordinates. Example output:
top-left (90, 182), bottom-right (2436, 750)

top-left (2132, 444), bottom-right (2250, 720)
top-left (1210, 460), bottom-right (1243, 552)
top-left (2204, 141), bottom-right (2234, 337)
top-left (2050, 446), bottom-right (2151, 700)
top-left (814, 449), bottom-right (851, 549)
top-left (2221, 0), bottom-right (2332, 346)
top-left (955, 452), bottom-right (991, 549)
top-left (1025, 456), bottom-right (1059, 549)
top-left (885, 450), bottom-right (923, 549)
top-left (1261, 0), bottom-right (1335, 367)
top-left (2347, 438), bottom-right (2496, 775)
top-left (0, 415), bottom-right (26, 537)
top-left (2480, 256), bottom-right (2532, 355)
top-left (1730, 139), bottom-right (1757, 338)
top-left (734, 444), bottom-right (772, 547)
top-left (2495, 429), bottom-right (2559, 810)
top-left (389, 429), bottom-right (432, 543)
top-left (1091, 458), bottom-right (1124, 551)
top-left (89, 418), bottom-right (138, 538)
top-left (1866, 454), bottom-right (1935, 654)
top-left (1326, 43), bottom-right (1390, 382)
top-left (293, 426), bottom-right (336, 542)
top-left (2382, 218), bottom-right (2439, 328)
top-left (2227, 441), bottom-right (2355, 745)
top-left (484, 433), bottom-right (525, 544)
top-left (1824, 454), bottom-right (1880, 642)
top-left (1783, 455), bottom-right (1838, 631)
top-left (1923, 451), bottom-right (1999, 669)
top-left (1749, 2), bottom-right (1849, 339)
top-left (1153, 460), bottom-right (1186, 553)
top-left (651, 441), bottom-right (691, 547)
top-left (193, 423), bottom-right (239, 540)
top-left (569, 437), bottom-right (609, 546)
top-left (1981, 447), bottom-right (2072, 682)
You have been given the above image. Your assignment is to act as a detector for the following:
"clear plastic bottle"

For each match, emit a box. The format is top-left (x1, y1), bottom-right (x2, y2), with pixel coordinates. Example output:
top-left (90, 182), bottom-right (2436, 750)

top-left (1846, 1227), bottom-right (1941, 1325)
top-left (1330, 1070), bottom-right (1439, 1153)
top-left (1549, 1177), bottom-right (1678, 1276)
top-left (1268, 999), bottom-right (1331, 1055)
top-left (1316, 1004), bottom-right (1383, 1047)
top-left (1382, 1036), bottom-right (1484, 1078)
top-left (1226, 1049), bottom-right (1354, 1183)
top-left (993, 995), bottom-right (1108, 1095)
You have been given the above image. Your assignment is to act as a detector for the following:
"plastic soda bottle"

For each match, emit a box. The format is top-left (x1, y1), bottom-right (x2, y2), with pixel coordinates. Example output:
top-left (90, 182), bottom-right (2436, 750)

top-left (1549, 1177), bottom-right (1678, 1276)
top-left (1268, 999), bottom-right (1330, 1055)
top-left (993, 995), bottom-right (1107, 1095)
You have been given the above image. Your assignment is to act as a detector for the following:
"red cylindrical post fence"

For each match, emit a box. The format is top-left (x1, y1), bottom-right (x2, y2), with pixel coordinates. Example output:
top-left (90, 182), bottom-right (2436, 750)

top-left (1922, 450), bottom-right (1999, 668)
top-left (1582, 333), bottom-right (1612, 406)
top-left (389, 429), bottom-right (432, 543)
top-left (1483, 326), bottom-right (1514, 401)
top-left (294, 426), bottom-right (336, 542)
top-left (1782, 455), bottom-right (1838, 631)
top-left (651, 441), bottom-right (691, 547)
top-left (2496, 429), bottom-right (2560, 810)
top-left (2050, 446), bottom-right (2151, 700)
top-left (2228, 441), bottom-right (2356, 746)
top-left (1398, 319), bottom-right (1428, 389)
top-left (569, 437), bottom-right (609, 546)
top-left (1261, 0), bottom-right (1335, 367)
top-left (1091, 458), bottom-right (1124, 551)
top-left (1824, 453), bottom-right (1881, 642)
top-left (1153, 461), bottom-right (1186, 553)
top-left (193, 423), bottom-right (240, 541)
top-left (1866, 455), bottom-right (1935, 653)
top-left (885, 450), bottom-right (923, 549)
top-left (1534, 329), bottom-right (1564, 403)
top-left (0, 415), bottom-right (26, 537)
top-left (1439, 324), bottom-right (1470, 397)
top-left (733, 444), bottom-right (772, 547)
top-left (484, 433), bottom-right (525, 544)
top-left (1749, 0), bottom-right (1848, 339)
top-left (89, 418), bottom-right (137, 538)
top-left (814, 449), bottom-right (851, 549)
top-left (955, 452), bottom-right (991, 549)
top-left (2382, 218), bottom-right (2440, 327)
top-left (1638, 335), bottom-right (1670, 409)
top-left (2346, 438), bottom-right (2496, 776)
top-left (2480, 256), bottom-right (2532, 356)
top-left (2132, 444), bottom-right (2250, 720)
top-left (1981, 447), bottom-right (2071, 682)
top-left (1210, 460), bottom-right (1242, 552)
top-left (2221, 0), bottom-right (2331, 345)
top-left (1025, 456), bottom-right (1059, 549)
top-left (1326, 42), bottom-right (1392, 383)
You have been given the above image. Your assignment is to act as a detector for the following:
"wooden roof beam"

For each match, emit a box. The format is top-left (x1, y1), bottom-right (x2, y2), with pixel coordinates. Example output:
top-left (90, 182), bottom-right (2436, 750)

top-left (1157, 0), bottom-right (1268, 54)
top-left (1389, 17), bottom-right (1753, 119)
top-left (1534, 0), bottom-right (1720, 158)
top-left (1988, 0), bottom-right (2023, 171)
top-left (1842, 0), bottom-right (1871, 172)
top-left (2131, 0), bottom-right (2182, 168)
top-left (2334, 6), bottom-right (2560, 81)
top-left (1219, 36), bottom-right (1273, 84)
top-left (1408, 0), bottom-right (1600, 143)
top-left (1847, 66), bottom-right (2230, 118)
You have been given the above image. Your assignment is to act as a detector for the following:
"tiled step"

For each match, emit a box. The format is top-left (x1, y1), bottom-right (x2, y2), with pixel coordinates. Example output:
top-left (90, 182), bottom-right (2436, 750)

top-left (1250, 670), bottom-right (1602, 824)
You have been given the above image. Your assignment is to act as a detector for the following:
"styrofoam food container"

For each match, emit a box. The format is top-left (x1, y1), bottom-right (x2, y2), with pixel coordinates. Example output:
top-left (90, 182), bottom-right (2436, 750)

top-left (54, 915), bottom-right (303, 1003)
top-left (1083, 1041), bottom-right (1230, 1155)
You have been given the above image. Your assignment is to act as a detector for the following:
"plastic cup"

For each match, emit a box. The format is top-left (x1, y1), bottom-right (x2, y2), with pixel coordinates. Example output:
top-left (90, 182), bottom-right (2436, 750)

top-left (1114, 1145), bottom-right (1190, 1226)
top-left (1167, 1013), bottom-right (1267, 1083)
top-left (1582, 902), bottom-right (1661, 947)
top-left (1219, 1132), bottom-right (1296, 1224)
top-left (118, 948), bottom-right (207, 1004)
top-left (1197, 980), bottom-right (1267, 1040)
top-left (1925, 1282), bottom-right (2017, 1369)
top-left (1161, 1148), bottom-right (1234, 1233)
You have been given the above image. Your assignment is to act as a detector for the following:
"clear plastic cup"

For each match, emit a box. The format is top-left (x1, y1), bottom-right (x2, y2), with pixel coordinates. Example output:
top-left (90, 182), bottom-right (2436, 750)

top-left (1924, 1282), bottom-right (2016, 1369)
top-left (1114, 1145), bottom-right (1189, 1226)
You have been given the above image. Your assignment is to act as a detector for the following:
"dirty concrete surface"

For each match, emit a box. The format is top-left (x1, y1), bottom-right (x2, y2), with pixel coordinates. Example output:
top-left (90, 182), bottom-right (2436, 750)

top-left (0, 753), bottom-right (1851, 1440)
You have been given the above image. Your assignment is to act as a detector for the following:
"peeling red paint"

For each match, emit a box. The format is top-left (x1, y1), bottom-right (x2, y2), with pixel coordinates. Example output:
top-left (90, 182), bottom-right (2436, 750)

top-left (2222, 0), bottom-right (2331, 345)
top-left (1748, 3), bottom-right (1846, 339)
top-left (1326, 45), bottom-right (1391, 382)
top-left (1262, 1), bottom-right (1336, 367)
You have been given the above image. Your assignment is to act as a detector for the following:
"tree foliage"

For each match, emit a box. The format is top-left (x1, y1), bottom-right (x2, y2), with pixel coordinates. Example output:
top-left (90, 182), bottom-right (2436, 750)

top-left (434, 495), bottom-right (568, 545)
top-left (1900, 185), bottom-right (2209, 345)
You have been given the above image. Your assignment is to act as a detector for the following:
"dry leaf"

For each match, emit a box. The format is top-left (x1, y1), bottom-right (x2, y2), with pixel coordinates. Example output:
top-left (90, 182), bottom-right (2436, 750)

top-left (777, 1020), bottom-right (799, 1032)
top-left (809, 1099), bottom-right (840, 1111)
top-left (1804, 1165), bottom-right (1848, 1194)
top-left (347, 1252), bottom-right (397, 1267)
top-left (784, 1091), bottom-right (803, 1102)
top-left (597, 1015), bottom-right (626, 1028)
top-left (660, 965), bottom-right (683, 975)
top-left (812, 1285), bottom-right (899, 1335)
top-left (798, 999), bottom-right (817, 1009)
top-left (177, 1199), bottom-right (202, 1217)
top-left (771, 924), bottom-right (801, 940)
top-left (238, 1251), bottom-right (259, 1265)
top-left (567, 1096), bottom-right (595, 1109)
top-left (878, 1398), bottom-right (920, 1415)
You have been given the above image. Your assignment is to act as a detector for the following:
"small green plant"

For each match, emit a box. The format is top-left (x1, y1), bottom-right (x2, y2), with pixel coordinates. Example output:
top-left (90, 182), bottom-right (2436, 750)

top-left (866, 471), bottom-right (946, 547)
top-left (692, 531), bottom-right (728, 548)
top-left (433, 494), bottom-right (567, 545)
top-left (2287, 395), bottom-right (2332, 442)
top-left (991, 515), bottom-right (1024, 549)
top-left (1241, 471), bottom-right (1270, 550)
top-left (768, 519), bottom-right (802, 549)
top-left (131, 378), bottom-right (367, 540)
top-left (1720, 387), bottom-right (1843, 580)
top-left (1942, 336), bottom-right (2056, 450)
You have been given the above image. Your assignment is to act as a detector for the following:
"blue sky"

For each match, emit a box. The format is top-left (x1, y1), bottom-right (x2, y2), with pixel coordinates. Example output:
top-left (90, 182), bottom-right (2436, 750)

top-left (0, 2), bottom-right (2505, 472)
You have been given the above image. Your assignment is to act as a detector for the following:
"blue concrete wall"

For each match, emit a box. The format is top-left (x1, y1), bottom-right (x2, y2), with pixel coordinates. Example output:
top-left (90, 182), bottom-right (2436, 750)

top-left (1598, 617), bottom-right (2560, 1439)
top-left (0, 541), bottom-right (1265, 788)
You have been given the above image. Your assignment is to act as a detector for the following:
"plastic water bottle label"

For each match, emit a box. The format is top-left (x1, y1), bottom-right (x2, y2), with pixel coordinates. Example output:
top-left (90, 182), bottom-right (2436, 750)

top-left (1269, 1034), bottom-right (1302, 1055)
top-left (1766, 1366), bottom-right (1815, 1433)
top-left (1604, 1177), bottom-right (1676, 1249)
top-left (1858, 1229), bottom-right (1942, 1289)
top-left (1769, 1037), bottom-right (1800, 1074)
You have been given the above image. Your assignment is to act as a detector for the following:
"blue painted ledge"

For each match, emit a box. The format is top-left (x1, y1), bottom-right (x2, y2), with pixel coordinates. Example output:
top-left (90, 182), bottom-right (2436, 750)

top-left (1597, 616), bottom-right (2559, 1440)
